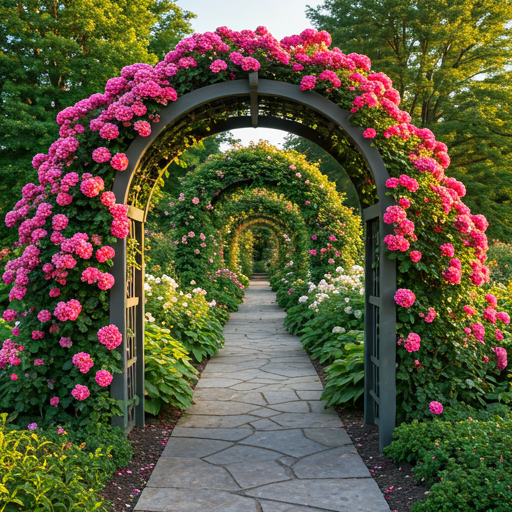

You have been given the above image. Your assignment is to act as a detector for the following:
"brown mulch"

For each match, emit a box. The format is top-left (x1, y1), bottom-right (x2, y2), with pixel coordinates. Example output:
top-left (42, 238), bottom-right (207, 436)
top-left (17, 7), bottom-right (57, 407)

top-left (309, 356), bottom-right (428, 512)
top-left (100, 357), bottom-right (209, 511)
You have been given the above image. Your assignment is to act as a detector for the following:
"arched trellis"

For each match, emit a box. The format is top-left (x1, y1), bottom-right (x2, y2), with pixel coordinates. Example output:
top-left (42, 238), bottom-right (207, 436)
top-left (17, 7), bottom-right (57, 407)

top-left (225, 217), bottom-right (292, 272)
top-left (110, 74), bottom-right (397, 449)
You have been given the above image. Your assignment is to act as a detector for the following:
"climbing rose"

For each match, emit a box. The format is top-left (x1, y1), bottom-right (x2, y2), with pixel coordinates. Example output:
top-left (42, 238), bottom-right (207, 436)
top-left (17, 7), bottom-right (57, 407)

top-left (50, 397), bottom-right (59, 406)
top-left (52, 214), bottom-right (68, 231)
top-left (98, 325), bottom-right (122, 350)
top-left (384, 235), bottom-right (409, 252)
top-left (71, 384), bottom-right (90, 401)
top-left (425, 308), bottom-right (437, 323)
top-left (111, 218), bottom-right (130, 238)
top-left (386, 178), bottom-right (399, 188)
top-left (192, 197), bottom-right (199, 204)
top-left (95, 369), bottom-right (113, 387)
top-left (440, 243), bottom-right (455, 257)
top-left (37, 310), bottom-right (51, 322)
top-left (92, 147), bottom-right (111, 163)
top-left (81, 267), bottom-right (101, 284)
top-left (494, 347), bottom-right (507, 370)
top-left (483, 307), bottom-right (497, 324)
top-left (497, 311), bottom-right (510, 324)
top-left (134, 121), bottom-right (151, 137)
top-left (429, 401), bottom-right (443, 414)
top-left (111, 153), bottom-right (129, 171)
top-left (98, 272), bottom-right (115, 290)
top-left (464, 305), bottom-right (476, 316)
top-left (11, 374), bottom-right (17, 381)
top-left (27, 423), bottom-right (37, 430)
top-left (210, 59), bottom-right (228, 73)
top-left (34, 359), bottom-right (44, 365)
top-left (56, 193), bottom-right (73, 206)
top-left (101, 192), bottom-right (116, 207)
top-left (410, 251), bottom-right (422, 262)
top-left (72, 352), bottom-right (93, 373)
top-left (495, 329), bottom-right (504, 341)
top-left (471, 323), bottom-right (485, 342)
top-left (404, 333), bottom-right (421, 352)
top-left (485, 294), bottom-right (498, 307)
top-left (394, 289), bottom-right (415, 307)
top-left (383, 206), bottom-right (407, 224)
top-left (399, 198), bottom-right (410, 208)
top-left (99, 123), bottom-right (119, 140)
top-left (59, 337), bottom-right (73, 348)
top-left (96, 246), bottom-right (115, 263)
top-left (3, 310), bottom-right (17, 322)
top-left (363, 128), bottom-right (376, 138)
top-left (81, 177), bottom-right (104, 197)
top-left (300, 75), bottom-right (316, 90)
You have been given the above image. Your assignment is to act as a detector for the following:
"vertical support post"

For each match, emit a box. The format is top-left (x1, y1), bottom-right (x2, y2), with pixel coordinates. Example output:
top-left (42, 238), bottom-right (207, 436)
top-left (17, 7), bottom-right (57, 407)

top-left (110, 236), bottom-right (128, 430)
top-left (363, 218), bottom-right (376, 425)
top-left (134, 220), bottom-right (145, 427)
top-left (377, 214), bottom-right (397, 451)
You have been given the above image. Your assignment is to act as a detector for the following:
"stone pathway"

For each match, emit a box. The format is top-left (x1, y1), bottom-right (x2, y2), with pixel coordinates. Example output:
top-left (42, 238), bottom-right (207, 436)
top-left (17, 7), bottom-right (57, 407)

top-left (135, 279), bottom-right (390, 512)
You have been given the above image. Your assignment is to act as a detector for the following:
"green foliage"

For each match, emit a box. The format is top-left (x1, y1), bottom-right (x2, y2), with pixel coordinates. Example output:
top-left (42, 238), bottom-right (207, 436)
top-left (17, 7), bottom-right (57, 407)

top-left (322, 336), bottom-right (364, 407)
top-left (307, 0), bottom-right (512, 241)
top-left (144, 274), bottom-right (225, 363)
top-left (144, 323), bottom-right (197, 415)
top-left (384, 415), bottom-right (512, 511)
top-left (0, 414), bottom-right (109, 511)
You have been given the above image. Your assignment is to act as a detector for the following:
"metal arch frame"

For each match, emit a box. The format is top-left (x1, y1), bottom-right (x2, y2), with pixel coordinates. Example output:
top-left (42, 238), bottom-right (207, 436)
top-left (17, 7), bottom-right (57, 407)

top-left (110, 74), bottom-right (397, 450)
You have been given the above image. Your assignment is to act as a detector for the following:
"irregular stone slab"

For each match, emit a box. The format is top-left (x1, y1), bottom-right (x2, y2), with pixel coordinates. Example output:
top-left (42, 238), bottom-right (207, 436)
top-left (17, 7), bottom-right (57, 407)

top-left (302, 428), bottom-right (352, 447)
top-left (134, 488), bottom-right (259, 512)
top-left (172, 427), bottom-right (253, 442)
top-left (178, 413), bottom-right (254, 428)
top-left (225, 459), bottom-right (291, 489)
top-left (146, 457), bottom-right (239, 490)
top-left (292, 446), bottom-right (371, 479)
top-left (260, 500), bottom-right (329, 512)
top-left (161, 437), bottom-right (233, 458)
top-left (250, 418), bottom-right (286, 430)
top-left (230, 382), bottom-right (268, 391)
top-left (271, 412), bottom-right (341, 429)
top-left (204, 444), bottom-right (281, 465)
top-left (243, 479), bottom-right (390, 512)
top-left (296, 391), bottom-right (324, 401)
top-left (185, 400), bottom-right (260, 416)
top-left (308, 401), bottom-right (329, 413)
top-left (196, 378), bottom-right (243, 388)
top-left (249, 407), bottom-right (281, 418)
top-left (263, 391), bottom-right (300, 404)
top-left (268, 401), bottom-right (310, 413)
top-left (240, 429), bottom-right (330, 458)
top-left (193, 388), bottom-right (266, 405)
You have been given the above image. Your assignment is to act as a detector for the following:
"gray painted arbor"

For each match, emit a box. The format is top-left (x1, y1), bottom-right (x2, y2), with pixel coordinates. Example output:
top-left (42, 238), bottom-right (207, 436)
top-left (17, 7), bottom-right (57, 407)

top-left (109, 73), bottom-right (397, 450)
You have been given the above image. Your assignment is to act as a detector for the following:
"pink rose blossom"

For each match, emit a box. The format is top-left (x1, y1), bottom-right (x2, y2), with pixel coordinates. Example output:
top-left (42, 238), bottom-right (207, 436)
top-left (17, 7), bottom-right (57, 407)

top-left (92, 147), bottom-right (111, 163)
top-left (497, 312), bottom-right (510, 324)
top-left (363, 128), bottom-right (376, 138)
top-left (72, 352), bottom-right (93, 373)
top-left (95, 369), bottom-right (113, 387)
top-left (59, 337), bottom-right (73, 348)
top-left (404, 333), bottom-right (421, 352)
top-left (429, 401), bottom-right (443, 414)
top-left (71, 384), bottom-right (90, 401)
top-left (410, 251), bottom-right (422, 262)
top-left (98, 324), bottom-right (122, 350)
top-left (111, 153), bottom-right (129, 171)
top-left (50, 396), bottom-right (59, 406)
top-left (493, 347), bottom-right (507, 370)
top-left (394, 289), bottom-right (415, 308)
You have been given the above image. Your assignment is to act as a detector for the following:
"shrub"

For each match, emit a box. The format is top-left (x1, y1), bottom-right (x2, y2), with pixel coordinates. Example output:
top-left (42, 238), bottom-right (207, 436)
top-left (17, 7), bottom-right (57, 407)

top-left (144, 323), bottom-right (198, 415)
top-left (0, 414), bottom-right (109, 511)
top-left (384, 415), bottom-right (512, 511)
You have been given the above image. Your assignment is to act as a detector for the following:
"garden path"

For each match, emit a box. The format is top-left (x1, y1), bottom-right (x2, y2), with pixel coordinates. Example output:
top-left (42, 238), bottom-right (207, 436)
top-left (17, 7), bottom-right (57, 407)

top-left (135, 278), bottom-right (390, 512)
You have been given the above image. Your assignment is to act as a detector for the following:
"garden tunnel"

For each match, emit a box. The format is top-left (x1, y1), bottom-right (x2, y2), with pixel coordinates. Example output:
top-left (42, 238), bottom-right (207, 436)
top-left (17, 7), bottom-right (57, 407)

top-left (110, 73), bottom-right (397, 449)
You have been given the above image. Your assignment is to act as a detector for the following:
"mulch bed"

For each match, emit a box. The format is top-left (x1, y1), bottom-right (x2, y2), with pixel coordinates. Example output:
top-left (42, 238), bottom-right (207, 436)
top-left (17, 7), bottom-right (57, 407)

top-left (100, 357), bottom-right (209, 511)
top-left (309, 356), bottom-right (428, 512)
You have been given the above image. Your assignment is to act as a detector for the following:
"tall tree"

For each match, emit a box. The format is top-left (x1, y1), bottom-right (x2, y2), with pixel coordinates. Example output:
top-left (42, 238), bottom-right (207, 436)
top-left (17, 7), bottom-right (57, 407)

top-left (0, 0), bottom-right (195, 245)
top-left (306, 0), bottom-right (512, 240)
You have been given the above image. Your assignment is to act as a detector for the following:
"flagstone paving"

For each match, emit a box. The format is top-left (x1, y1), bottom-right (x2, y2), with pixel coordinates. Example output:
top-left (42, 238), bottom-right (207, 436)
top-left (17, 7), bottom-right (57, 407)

top-left (135, 279), bottom-right (390, 512)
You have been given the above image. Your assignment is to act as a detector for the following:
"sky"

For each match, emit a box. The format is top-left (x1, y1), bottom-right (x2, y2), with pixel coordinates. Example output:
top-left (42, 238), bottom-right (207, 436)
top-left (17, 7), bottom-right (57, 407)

top-left (178, 0), bottom-right (324, 148)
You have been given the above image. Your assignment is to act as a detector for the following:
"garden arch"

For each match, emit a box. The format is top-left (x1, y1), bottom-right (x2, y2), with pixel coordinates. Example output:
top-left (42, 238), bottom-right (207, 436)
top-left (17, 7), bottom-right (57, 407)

top-left (110, 73), bottom-right (397, 449)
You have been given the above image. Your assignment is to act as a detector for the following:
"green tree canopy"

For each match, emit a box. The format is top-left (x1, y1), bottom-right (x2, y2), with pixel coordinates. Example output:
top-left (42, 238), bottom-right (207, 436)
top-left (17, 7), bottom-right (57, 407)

top-left (307, 0), bottom-right (512, 240)
top-left (0, 0), bottom-right (195, 245)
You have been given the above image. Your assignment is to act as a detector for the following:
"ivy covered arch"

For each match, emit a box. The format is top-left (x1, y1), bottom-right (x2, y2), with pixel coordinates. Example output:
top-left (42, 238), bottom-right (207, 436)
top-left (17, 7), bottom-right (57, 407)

top-left (2, 27), bottom-right (506, 451)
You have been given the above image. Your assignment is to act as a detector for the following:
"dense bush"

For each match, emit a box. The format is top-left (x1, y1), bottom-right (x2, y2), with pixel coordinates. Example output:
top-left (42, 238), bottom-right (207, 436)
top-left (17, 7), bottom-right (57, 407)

top-left (384, 415), bottom-right (512, 511)
top-left (0, 414), bottom-right (115, 511)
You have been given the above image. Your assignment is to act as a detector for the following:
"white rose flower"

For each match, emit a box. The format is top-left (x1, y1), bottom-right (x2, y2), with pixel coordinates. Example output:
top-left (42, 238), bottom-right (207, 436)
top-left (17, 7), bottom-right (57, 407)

top-left (345, 297), bottom-right (350, 303)
top-left (344, 306), bottom-right (352, 314)
top-left (354, 310), bottom-right (362, 319)
top-left (182, 302), bottom-right (188, 307)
